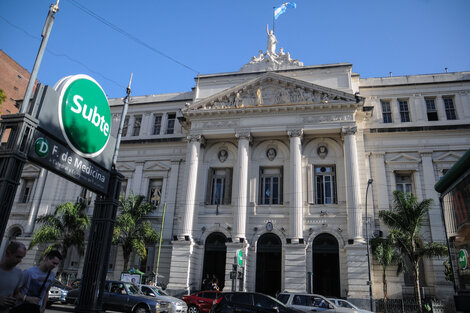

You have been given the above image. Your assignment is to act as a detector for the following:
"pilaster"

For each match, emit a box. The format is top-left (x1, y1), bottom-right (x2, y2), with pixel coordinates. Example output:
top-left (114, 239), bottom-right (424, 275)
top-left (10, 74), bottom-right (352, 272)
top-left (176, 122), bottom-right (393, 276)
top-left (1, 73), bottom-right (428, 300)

top-left (373, 152), bottom-right (389, 211)
top-left (284, 243), bottom-right (307, 292)
top-left (131, 161), bottom-right (144, 194)
top-left (25, 168), bottom-right (48, 235)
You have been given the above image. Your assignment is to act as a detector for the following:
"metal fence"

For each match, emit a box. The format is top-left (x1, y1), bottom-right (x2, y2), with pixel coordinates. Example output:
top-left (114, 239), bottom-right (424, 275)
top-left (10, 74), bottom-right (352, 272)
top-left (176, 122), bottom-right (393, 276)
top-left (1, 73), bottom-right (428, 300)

top-left (375, 298), bottom-right (456, 313)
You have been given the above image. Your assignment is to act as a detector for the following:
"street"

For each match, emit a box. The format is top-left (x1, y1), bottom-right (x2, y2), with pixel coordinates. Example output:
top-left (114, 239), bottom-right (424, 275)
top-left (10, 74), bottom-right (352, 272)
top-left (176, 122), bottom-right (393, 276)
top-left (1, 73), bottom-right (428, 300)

top-left (45, 303), bottom-right (121, 313)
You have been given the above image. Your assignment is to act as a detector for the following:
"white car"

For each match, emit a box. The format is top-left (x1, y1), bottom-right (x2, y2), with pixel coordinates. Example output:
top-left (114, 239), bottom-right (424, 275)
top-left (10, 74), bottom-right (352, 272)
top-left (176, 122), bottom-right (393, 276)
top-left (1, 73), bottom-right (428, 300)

top-left (139, 284), bottom-right (188, 313)
top-left (327, 298), bottom-right (373, 313)
top-left (277, 292), bottom-right (360, 313)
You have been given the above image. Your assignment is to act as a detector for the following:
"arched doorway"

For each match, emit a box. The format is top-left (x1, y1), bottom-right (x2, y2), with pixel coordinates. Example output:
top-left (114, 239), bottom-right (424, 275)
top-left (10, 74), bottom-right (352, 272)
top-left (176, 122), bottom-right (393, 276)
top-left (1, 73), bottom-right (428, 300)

top-left (256, 233), bottom-right (282, 296)
top-left (202, 232), bottom-right (227, 290)
top-left (312, 233), bottom-right (340, 297)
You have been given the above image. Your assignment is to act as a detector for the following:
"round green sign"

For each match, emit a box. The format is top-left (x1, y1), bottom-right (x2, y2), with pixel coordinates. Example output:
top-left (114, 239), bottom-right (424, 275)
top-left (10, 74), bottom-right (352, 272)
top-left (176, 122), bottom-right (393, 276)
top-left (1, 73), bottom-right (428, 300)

top-left (34, 137), bottom-right (49, 157)
top-left (459, 249), bottom-right (468, 270)
top-left (57, 75), bottom-right (111, 157)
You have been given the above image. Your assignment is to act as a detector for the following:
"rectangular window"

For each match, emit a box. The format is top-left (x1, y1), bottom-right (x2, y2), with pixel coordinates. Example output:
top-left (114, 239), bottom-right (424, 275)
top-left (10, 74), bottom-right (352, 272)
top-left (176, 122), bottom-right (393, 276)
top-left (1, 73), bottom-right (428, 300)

top-left (398, 99), bottom-right (410, 122)
top-left (120, 179), bottom-right (128, 198)
top-left (395, 173), bottom-right (413, 193)
top-left (381, 101), bottom-right (392, 123)
top-left (132, 115), bottom-right (142, 136)
top-left (443, 97), bottom-right (457, 120)
top-left (148, 179), bottom-right (162, 208)
top-left (122, 116), bottom-right (129, 136)
top-left (314, 166), bottom-right (337, 204)
top-left (206, 168), bottom-right (232, 205)
top-left (425, 98), bottom-right (438, 121)
top-left (259, 167), bottom-right (283, 205)
top-left (166, 113), bottom-right (176, 134)
top-left (153, 115), bottom-right (162, 135)
top-left (20, 178), bottom-right (34, 203)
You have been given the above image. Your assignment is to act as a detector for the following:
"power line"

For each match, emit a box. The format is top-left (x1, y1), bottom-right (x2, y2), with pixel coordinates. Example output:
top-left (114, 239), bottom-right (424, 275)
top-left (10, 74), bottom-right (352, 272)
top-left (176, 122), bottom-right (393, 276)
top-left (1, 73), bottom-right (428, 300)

top-left (0, 15), bottom-right (126, 89)
top-left (66, 0), bottom-right (200, 75)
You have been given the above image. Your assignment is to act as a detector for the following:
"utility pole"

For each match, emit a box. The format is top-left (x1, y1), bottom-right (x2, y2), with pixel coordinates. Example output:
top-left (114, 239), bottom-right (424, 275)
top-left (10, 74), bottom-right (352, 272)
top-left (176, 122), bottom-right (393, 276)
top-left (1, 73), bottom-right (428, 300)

top-left (365, 178), bottom-right (374, 312)
top-left (112, 73), bottom-right (132, 167)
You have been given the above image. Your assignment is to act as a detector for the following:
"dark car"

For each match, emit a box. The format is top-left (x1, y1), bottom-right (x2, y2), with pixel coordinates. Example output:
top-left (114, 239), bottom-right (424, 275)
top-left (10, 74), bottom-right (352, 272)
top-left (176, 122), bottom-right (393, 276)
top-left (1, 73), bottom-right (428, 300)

top-left (66, 280), bottom-right (171, 313)
top-left (210, 292), bottom-right (303, 313)
top-left (182, 290), bottom-right (221, 313)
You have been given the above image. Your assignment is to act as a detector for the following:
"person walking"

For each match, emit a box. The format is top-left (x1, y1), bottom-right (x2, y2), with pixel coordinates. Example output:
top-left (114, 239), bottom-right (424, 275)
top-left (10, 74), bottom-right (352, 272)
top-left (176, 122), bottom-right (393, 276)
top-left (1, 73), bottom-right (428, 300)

top-left (15, 250), bottom-right (62, 313)
top-left (0, 242), bottom-right (27, 313)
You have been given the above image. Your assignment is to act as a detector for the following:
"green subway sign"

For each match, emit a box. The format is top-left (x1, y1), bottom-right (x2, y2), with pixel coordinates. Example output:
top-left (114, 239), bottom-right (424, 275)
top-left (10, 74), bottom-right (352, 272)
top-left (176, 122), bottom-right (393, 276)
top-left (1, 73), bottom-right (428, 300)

top-left (56, 75), bottom-right (111, 158)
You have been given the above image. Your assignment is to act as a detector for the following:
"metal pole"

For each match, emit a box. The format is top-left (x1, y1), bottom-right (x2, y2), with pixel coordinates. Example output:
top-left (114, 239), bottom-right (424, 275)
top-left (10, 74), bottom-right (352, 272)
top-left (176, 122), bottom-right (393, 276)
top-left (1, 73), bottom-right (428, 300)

top-left (20, 1), bottom-right (59, 114)
top-left (155, 202), bottom-right (166, 285)
top-left (365, 178), bottom-right (374, 312)
top-left (112, 73), bottom-right (132, 168)
top-left (272, 7), bottom-right (276, 33)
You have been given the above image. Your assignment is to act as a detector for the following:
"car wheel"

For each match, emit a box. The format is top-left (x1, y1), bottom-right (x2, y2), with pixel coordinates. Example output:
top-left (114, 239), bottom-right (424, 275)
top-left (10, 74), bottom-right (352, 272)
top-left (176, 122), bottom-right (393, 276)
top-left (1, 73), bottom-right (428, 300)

top-left (133, 305), bottom-right (149, 313)
top-left (188, 305), bottom-right (200, 313)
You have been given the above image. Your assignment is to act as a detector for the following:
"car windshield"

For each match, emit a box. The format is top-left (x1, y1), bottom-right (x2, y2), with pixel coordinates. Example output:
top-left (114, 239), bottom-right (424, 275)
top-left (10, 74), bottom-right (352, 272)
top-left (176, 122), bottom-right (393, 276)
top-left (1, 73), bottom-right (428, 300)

top-left (150, 286), bottom-right (168, 296)
top-left (277, 294), bottom-right (290, 304)
top-left (337, 300), bottom-right (355, 309)
top-left (125, 283), bottom-right (142, 295)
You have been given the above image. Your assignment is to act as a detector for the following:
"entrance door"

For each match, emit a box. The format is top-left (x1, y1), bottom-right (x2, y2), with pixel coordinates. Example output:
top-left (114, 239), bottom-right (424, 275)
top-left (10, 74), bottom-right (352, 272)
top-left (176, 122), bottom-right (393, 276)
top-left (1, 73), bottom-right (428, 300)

top-left (312, 233), bottom-right (340, 297)
top-left (256, 233), bottom-right (282, 296)
top-left (202, 232), bottom-right (227, 290)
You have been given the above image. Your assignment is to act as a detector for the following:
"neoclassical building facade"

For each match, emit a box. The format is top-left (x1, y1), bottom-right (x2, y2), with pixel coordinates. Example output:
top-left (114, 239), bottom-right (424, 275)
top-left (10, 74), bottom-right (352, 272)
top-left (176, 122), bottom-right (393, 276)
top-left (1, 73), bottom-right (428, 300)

top-left (3, 34), bottom-right (469, 307)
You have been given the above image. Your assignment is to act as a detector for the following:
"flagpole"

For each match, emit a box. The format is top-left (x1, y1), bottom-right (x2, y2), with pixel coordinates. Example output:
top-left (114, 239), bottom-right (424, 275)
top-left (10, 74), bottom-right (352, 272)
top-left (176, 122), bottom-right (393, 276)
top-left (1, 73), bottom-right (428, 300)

top-left (272, 6), bottom-right (276, 34)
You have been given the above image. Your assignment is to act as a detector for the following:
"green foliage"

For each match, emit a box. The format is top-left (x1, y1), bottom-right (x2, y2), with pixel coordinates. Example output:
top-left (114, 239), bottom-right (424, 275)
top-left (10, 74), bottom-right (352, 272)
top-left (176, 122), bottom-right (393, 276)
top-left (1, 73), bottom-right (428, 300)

top-left (113, 194), bottom-right (160, 270)
top-left (0, 89), bottom-right (6, 105)
top-left (443, 260), bottom-right (454, 282)
top-left (371, 236), bottom-right (404, 275)
top-left (29, 201), bottom-right (91, 272)
top-left (378, 191), bottom-right (448, 313)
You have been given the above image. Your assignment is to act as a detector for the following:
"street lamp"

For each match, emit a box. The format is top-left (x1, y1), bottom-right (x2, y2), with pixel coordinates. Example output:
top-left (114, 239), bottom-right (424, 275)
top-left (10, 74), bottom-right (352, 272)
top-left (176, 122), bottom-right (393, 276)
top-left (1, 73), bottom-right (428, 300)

top-left (365, 178), bottom-right (374, 312)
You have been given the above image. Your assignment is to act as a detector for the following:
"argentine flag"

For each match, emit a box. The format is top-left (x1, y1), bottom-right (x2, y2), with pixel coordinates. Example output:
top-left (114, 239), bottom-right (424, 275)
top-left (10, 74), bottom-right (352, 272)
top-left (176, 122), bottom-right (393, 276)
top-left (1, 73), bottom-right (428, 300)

top-left (274, 2), bottom-right (296, 20)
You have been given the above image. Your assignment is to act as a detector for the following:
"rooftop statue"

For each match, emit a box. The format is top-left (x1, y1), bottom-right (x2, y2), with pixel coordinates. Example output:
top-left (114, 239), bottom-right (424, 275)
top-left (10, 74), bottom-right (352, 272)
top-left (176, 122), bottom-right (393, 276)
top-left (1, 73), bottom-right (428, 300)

top-left (266, 24), bottom-right (278, 56)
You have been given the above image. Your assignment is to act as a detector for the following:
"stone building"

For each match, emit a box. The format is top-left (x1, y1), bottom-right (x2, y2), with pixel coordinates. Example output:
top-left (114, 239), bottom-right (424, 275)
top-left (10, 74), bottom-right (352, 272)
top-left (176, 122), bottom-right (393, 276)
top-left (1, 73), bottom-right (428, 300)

top-left (3, 31), bottom-right (469, 307)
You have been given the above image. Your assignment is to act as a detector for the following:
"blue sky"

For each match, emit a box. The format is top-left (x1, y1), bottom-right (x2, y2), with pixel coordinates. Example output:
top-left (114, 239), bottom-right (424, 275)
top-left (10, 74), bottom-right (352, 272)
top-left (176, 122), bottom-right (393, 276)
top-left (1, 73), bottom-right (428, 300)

top-left (1, 0), bottom-right (469, 99)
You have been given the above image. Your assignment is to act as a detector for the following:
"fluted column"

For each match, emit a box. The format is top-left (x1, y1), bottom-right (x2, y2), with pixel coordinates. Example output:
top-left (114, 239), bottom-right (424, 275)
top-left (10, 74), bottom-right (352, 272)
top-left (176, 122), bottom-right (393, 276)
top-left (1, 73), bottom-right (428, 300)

top-left (342, 126), bottom-right (363, 243)
top-left (180, 134), bottom-right (204, 240)
top-left (234, 131), bottom-right (251, 241)
top-left (288, 128), bottom-right (303, 241)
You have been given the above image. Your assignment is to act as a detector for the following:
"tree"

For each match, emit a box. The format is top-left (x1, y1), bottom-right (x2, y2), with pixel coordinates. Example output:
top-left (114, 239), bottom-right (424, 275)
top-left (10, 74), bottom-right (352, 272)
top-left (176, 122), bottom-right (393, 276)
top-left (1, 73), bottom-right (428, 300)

top-left (379, 191), bottom-right (448, 313)
top-left (112, 194), bottom-right (160, 271)
top-left (370, 235), bottom-right (404, 313)
top-left (29, 202), bottom-right (91, 275)
top-left (0, 88), bottom-right (6, 114)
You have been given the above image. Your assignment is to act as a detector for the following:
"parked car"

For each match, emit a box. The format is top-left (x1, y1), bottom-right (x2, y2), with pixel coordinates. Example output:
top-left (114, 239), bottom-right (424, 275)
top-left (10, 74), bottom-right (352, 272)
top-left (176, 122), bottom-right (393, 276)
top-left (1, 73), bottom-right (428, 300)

top-left (47, 280), bottom-right (71, 306)
top-left (276, 293), bottom-right (360, 313)
top-left (210, 292), bottom-right (303, 313)
top-left (327, 298), bottom-right (373, 313)
top-left (182, 290), bottom-right (221, 313)
top-left (66, 280), bottom-right (171, 313)
top-left (139, 284), bottom-right (187, 313)
top-left (69, 278), bottom-right (81, 289)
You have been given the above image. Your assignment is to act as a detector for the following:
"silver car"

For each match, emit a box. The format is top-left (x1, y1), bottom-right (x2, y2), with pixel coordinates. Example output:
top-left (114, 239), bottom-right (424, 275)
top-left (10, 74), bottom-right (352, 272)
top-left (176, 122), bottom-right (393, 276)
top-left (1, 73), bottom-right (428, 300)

top-left (277, 293), bottom-right (360, 313)
top-left (139, 284), bottom-right (188, 313)
top-left (328, 298), bottom-right (373, 313)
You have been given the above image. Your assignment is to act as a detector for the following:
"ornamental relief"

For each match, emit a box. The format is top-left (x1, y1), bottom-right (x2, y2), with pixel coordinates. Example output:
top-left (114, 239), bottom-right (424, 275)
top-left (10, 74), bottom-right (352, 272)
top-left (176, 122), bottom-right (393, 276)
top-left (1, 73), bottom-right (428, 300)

top-left (303, 114), bottom-right (354, 123)
top-left (193, 120), bottom-right (239, 130)
top-left (199, 83), bottom-right (352, 110)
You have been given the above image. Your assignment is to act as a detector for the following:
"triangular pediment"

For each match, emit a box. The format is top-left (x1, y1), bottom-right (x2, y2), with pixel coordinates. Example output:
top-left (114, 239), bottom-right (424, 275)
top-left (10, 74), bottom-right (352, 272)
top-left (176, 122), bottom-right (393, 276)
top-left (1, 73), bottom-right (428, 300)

top-left (185, 73), bottom-right (360, 112)
top-left (387, 153), bottom-right (421, 163)
top-left (23, 163), bottom-right (41, 173)
top-left (116, 162), bottom-right (136, 172)
top-left (144, 161), bottom-right (170, 172)
top-left (434, 152), bottom-right (463, 163)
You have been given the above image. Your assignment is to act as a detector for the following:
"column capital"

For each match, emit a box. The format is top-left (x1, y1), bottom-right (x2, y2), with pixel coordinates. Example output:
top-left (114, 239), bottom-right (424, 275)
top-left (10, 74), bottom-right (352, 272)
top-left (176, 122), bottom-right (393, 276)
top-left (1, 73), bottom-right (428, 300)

top-left (235, 129), bottom-right (251, 141)
top-left (342, 126), bottom-right (357, 136)
top-left (287, 128), bottom-right (303, 138)
top-left (372, 151), bottom-right (385, 158)
top-left (186, 133), bottom-right (205, 145)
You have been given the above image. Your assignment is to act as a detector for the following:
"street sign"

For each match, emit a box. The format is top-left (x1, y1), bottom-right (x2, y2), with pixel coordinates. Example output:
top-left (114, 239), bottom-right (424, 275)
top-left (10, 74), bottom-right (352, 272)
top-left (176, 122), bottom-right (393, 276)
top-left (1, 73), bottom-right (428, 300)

top-left (28, 129), bottom-right (110, 194)
top-left (459, 249), bottom-right (468, 270)
top-left (237, 249), bottom-right (243, 267)
top-left (55, 75), bottom-right (111, 158)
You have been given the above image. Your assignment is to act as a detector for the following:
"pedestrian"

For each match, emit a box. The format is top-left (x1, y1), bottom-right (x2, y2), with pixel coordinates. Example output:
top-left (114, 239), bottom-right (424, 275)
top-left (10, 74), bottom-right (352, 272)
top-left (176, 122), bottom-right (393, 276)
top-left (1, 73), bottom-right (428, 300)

top-left (202, 274), bottom-right (210, 290)
top-left (0, 241), bottom-right (28, 313)
top-left (13, 250), bottom-right (62, 313)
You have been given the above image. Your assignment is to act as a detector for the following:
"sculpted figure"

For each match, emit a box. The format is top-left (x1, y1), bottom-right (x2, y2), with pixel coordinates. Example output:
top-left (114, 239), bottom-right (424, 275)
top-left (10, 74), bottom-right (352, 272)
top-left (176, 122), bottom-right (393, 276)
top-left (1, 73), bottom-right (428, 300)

top-left (266, 24), bottom-right (277, 56)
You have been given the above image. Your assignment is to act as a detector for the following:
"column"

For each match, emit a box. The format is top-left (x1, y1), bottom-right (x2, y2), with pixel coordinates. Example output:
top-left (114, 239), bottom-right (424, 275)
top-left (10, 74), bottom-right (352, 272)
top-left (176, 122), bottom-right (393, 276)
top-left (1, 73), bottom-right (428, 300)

top-left (288, 128), bottom-right (303, 241)
top-left (373, 153), bottom-right (389, 210)
top-left (413, 94), bottom-right (426, 122)
top-left (343, 126), bottom-right (363, 243)
top-left (391, 98), bottom-right (400, 123)
top-left (131, 162), bottom-right (144, 194)
top-left (25, 169), bottom-right (48, 235)
top-left (459, 91), bottom-right (470, 118)
top-left (436, 96), bottom-right (447, 121)
top-left (140, 113), bottom-right (151, 136)
top-left (127, 115), bottom-right (135, 137)
top-left (234, 131), bottom-right (250, 241)
top-left (180, 134), bottom-right (204, 240)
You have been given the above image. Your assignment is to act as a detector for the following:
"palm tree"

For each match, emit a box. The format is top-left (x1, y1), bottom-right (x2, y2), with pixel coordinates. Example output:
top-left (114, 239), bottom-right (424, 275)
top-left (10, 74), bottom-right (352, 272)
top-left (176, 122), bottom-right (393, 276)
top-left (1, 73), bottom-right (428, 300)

top-left (112, 194), bottom-right (159, 271)
top-left (29, 201), bottom-right (91, 274)
top-left (379, 190), bottom-right (448, 312)
top-left (370, 235), bottom-right (404, 313)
